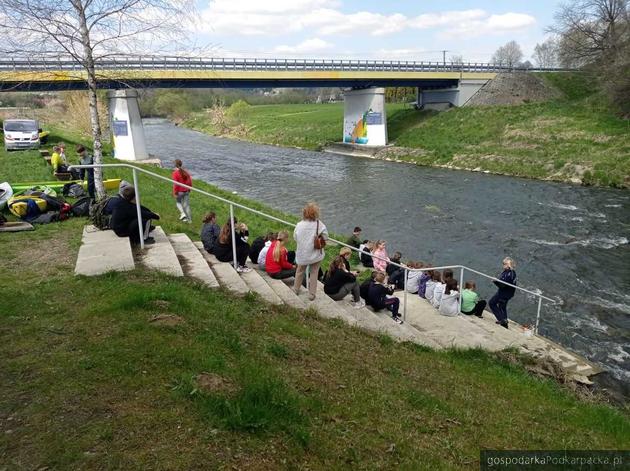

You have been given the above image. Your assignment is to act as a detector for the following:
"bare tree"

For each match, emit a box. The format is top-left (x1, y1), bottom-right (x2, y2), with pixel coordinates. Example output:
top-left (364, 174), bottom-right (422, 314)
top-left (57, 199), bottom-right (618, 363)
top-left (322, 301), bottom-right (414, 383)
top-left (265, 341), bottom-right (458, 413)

top-left (533, 38), bottom-right (560, 68)
top-left (550, 0), bottom-right (629, 64)
top-left (492, 40), bottom-right (524, 68)
top-left (449, 54), bottom-right (464, 65)
top-left (549, 0), bottom-right (629, 115)
top-left (0, 0), bottom-right (196, 198)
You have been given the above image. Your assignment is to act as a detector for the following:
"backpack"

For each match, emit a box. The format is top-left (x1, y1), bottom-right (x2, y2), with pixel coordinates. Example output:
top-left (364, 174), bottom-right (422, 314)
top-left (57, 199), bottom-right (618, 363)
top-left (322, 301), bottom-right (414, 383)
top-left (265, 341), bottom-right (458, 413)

top-left (90, 196), bottom-right (112, 230)
top-left (62, 182), bottom-right (86, 198)
top-left (71, 197), bottom-right (92, 217)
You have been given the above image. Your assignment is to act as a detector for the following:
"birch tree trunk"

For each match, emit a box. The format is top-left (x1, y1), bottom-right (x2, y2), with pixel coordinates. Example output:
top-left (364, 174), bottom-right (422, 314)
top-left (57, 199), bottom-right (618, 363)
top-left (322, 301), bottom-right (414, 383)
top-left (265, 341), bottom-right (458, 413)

top-left (72, 0), bottom-right (106, 199)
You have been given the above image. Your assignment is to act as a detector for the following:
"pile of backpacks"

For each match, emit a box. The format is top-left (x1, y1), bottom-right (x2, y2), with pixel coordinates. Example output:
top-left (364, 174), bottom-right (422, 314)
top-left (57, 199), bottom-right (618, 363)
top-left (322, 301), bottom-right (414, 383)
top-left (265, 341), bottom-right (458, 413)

top-left (4, 182), bottom-right (92, 225)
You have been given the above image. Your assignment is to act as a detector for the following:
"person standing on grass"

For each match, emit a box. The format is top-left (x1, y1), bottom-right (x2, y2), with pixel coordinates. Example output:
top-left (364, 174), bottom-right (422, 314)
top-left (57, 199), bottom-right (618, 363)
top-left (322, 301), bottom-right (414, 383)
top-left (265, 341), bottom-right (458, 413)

top-left (76, 145), bottom-right (95, 200)
top-left (265, 230), bottom-right (296, 280)
top-left (293, 202), bottom-right (328, 301)
top-left (489, 257), bottom-right (517, 329)
top-left (172, 159), bottom-right (192, 223)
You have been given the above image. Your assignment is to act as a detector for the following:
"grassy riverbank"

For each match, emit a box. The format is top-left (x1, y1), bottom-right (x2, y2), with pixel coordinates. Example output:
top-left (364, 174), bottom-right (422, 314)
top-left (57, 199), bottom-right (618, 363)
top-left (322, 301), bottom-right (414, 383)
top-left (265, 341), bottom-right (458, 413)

top-left (183, 74), bottom-right (630, 188)
top-left (1, 137), bottom-right (629, 468)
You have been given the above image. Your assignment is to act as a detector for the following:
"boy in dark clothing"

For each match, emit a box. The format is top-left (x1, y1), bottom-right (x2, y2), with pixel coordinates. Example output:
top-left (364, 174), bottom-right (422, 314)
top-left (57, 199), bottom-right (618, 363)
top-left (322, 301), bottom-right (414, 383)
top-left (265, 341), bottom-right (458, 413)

top-left (347, 226), bottom-right (362, 249)
top-left (76, 145), bottom-right (95, 200)
top-left (360, 271), bottom-right (377, 303)
top-left (368, 272), bottom-right (403, 324)
top-left (111, 186), bottom-right (159, 245)
top-left (360, 240), bottom-right (374, 268)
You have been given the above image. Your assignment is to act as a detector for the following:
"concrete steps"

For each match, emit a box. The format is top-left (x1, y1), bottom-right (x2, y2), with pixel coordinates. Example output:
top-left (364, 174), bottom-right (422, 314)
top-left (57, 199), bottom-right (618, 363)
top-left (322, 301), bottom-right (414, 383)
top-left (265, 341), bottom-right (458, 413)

top-left (240, 266), bottom-right (283, 305)
top-left (168, 234), bottom-right (219, 288)
top-left (75, 225), bottom-right (135, 276)
top-left (252, 268), bottom-right (307, 310)
top-left (137, 226), bottom-right (183, 277)
top-left (74, 225), bottom-right (601, 383)
top-left (193, 242), bottom-right (249, 295)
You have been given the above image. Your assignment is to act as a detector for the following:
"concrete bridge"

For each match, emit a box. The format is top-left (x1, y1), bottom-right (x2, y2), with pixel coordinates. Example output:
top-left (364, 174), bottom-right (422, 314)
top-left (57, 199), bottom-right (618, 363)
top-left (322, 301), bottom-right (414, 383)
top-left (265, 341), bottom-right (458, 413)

top-left (0, 56), bottom-right (569, 159)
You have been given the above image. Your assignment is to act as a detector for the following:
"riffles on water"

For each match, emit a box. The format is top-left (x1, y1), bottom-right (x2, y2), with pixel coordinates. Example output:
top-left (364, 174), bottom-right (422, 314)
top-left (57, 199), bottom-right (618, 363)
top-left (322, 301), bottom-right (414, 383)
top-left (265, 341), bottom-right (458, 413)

top-left (143, 118), bottom-right (630, 391)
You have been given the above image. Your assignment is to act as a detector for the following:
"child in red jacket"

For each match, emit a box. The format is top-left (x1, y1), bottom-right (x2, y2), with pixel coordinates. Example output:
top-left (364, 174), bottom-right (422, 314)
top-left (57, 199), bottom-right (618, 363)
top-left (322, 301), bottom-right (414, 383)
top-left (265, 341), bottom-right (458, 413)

top-left (265, 230), bottom-right (296, 280)
top-left (172, 159), bottom-right (192, 223)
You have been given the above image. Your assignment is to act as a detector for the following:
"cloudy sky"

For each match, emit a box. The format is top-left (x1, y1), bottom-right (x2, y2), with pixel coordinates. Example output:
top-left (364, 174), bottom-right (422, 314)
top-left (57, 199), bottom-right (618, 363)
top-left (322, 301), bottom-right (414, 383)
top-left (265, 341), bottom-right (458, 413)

top-left (193, 0), bottom-right (561, 63)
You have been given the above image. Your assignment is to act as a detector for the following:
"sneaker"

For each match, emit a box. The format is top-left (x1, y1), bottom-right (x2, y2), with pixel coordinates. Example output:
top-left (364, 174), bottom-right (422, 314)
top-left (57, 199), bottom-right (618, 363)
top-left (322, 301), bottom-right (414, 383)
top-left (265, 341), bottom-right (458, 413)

top-left (179, 214), bottom-right (186, 221)
top-left (392, 315), bottom-right (404, 324)
top-left (352, 300), bottom-right (366, 309)
top-left (238, 265), bottom-right (252, 273)
top-left (308, 293), bottom-right (316, 301)
top-left (292, 286), bottom-right (301, 295)
top-left (495, 321), bottom-right (508, 329)
top-left (143, 237), bottom-right (156, 245)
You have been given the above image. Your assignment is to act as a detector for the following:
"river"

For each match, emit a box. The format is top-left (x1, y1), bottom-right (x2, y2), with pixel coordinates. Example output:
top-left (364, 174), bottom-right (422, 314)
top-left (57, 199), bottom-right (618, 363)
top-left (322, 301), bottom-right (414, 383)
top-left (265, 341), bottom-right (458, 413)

top-left (143, 118), bottom-right (630, 393)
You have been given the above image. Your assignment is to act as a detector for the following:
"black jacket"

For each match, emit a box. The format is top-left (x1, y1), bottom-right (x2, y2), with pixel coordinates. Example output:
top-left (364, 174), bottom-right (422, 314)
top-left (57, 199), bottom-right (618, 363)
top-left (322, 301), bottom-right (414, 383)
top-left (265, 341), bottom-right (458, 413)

top-left (367, 283), bottom-right (394, 311)
top-left (493, 269), bottom-right (517, 299)
top-left (249, 237), bottom-right (266, 263)
top-left (360, 248), bottom-right (373, 267)
top-left (110, 199), bottom-right (159, 236)
top-left (324, 269), bottom-right (356, 295)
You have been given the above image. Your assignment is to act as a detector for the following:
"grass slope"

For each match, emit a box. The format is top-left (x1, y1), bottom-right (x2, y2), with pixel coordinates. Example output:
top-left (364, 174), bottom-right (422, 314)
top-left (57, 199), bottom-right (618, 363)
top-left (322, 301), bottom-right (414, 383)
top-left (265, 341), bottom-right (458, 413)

top-left (183, 73), bottom-right (630, 188)
top-left (1, 137), bottom-right (629, 469)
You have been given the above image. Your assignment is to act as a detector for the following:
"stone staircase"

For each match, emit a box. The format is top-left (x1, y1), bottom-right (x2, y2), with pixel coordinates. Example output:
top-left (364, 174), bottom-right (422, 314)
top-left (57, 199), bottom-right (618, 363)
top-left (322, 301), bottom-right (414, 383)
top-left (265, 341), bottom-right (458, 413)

top-left (75, 226), bottom-right (601, 383)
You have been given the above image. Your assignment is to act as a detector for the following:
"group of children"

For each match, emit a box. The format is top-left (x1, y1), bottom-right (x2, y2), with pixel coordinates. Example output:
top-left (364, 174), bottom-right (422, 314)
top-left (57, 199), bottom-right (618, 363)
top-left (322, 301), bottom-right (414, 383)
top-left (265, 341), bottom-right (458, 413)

top-left (196, 208), bottom-right (513, 328)
top-left (347, 226), bottom-right (490, 322)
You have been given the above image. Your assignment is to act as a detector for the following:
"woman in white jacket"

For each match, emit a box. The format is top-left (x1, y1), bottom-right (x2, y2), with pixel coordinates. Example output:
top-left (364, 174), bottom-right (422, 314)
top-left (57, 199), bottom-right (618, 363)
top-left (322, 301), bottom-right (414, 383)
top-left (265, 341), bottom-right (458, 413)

top-left (293, 202), bottom-right (328, 301)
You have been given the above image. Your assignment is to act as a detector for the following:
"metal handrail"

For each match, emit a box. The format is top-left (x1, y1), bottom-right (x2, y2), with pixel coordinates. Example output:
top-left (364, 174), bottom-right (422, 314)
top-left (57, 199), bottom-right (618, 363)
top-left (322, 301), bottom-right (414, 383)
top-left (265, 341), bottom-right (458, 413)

top-left (71, 163), bottom-right (555, 333)
top-left (0, 56), bottom-right (575, 73)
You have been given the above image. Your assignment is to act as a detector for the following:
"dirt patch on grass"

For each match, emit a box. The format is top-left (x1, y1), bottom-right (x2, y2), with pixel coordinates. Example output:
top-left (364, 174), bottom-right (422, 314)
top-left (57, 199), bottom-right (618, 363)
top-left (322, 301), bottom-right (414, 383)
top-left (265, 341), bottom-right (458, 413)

top-left (8, 235), bottom-right (75, 275)
top-left (195, 372), bottom-right (236, 395)
top-left (149, 314), bottom-right (185, 326)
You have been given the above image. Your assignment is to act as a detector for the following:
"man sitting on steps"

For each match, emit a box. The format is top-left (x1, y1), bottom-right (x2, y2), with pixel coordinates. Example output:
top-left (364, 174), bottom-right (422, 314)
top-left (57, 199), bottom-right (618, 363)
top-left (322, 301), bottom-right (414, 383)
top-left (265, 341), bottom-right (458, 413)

top-left (111, 186), bottom-right (160, 245)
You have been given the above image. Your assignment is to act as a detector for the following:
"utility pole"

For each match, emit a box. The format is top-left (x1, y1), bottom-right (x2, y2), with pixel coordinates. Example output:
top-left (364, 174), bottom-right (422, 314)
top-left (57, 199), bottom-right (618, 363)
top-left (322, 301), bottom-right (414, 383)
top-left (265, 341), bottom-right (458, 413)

top-left (441, 50), bottom-right (449, 65)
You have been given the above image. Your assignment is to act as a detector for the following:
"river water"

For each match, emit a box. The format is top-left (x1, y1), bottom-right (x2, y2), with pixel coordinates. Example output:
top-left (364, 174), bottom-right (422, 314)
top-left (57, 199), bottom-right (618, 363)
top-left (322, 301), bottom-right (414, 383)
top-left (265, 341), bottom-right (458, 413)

top-left (143, 119), bottom-right (630, 390)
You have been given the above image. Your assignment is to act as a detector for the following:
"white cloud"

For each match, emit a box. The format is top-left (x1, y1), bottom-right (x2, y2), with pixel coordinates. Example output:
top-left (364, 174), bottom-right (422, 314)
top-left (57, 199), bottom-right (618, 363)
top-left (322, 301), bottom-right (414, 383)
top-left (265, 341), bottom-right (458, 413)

top-left (198, 1), bottom-right (536, 40)
top-left (437, 12), bottom-right (536, 39)
top-left (274, 38), bottom-right (334, 54)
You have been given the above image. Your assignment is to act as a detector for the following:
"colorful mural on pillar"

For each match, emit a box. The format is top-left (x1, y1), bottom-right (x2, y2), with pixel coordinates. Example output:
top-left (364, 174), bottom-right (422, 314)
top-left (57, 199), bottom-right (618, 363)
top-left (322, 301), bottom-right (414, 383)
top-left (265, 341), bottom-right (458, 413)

top-left (344, 109), bottom-right (370, 144)
top-left (342, 88), bottom-right (387, 146)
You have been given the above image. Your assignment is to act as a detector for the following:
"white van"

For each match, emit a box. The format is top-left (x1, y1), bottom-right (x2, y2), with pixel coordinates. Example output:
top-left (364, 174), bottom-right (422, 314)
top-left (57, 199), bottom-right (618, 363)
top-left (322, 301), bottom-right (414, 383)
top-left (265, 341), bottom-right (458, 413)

top-left (3, 119), bottom-right (40, 151)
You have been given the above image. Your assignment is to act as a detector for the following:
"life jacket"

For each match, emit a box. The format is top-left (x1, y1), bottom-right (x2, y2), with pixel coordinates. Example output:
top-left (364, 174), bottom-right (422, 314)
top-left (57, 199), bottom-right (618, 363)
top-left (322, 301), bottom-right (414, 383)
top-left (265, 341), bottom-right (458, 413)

top-left (7, 195), bottom-right (47, 219)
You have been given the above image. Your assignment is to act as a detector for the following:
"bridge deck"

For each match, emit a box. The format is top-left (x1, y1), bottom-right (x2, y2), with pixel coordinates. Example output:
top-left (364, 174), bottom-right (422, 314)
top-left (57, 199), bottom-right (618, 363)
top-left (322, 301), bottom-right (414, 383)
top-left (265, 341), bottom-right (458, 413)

top-left (0, 69), bottom-right (496, 91)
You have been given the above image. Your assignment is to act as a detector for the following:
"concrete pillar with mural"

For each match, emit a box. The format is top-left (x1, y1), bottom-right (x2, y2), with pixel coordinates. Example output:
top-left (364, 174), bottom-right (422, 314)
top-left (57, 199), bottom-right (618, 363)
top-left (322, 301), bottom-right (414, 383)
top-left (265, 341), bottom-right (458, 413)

top-left (107, 89), bottom-right (148, 161)
top-left (343, 87), bottom-right (387, 146)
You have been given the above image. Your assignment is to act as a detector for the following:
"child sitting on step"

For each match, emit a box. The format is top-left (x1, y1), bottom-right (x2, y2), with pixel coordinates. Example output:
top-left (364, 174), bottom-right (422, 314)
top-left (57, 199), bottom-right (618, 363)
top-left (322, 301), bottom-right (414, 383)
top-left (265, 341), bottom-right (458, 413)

top-left (418, 265), bottom-right (432, 299)
top-left (431, 271), bottom-right (446, 309)
top-left (424, 270), bottom-right (439, 304)
top-left (439, 279), bottom-right (460, 316)
top-left (460, 281), bottom-right (487, 318)
top-left (368, 271), bottom-right (403, 324)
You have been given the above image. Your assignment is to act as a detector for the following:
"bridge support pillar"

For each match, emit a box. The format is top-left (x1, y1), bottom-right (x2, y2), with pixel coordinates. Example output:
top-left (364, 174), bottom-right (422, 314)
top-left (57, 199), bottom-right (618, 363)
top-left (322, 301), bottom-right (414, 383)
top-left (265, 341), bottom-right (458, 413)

top-left (343, 87), bottom-right (387, 146)
top-left (107, 89), bottom-right (149, 161)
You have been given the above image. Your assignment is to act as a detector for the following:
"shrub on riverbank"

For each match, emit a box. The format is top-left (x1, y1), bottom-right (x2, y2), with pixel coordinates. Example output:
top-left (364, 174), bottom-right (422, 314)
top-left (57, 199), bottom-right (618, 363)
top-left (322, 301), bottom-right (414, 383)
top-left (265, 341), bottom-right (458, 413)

top-left (1, 137), bottom-right (629, 468)
top-left (182, 73), bottom-right (629, 188)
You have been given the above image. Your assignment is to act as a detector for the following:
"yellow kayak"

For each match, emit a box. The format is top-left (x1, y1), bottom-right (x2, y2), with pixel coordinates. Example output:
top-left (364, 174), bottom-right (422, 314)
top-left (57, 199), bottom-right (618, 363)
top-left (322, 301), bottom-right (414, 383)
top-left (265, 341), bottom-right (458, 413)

top-left (11, 178), bottom-right (121, 192)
